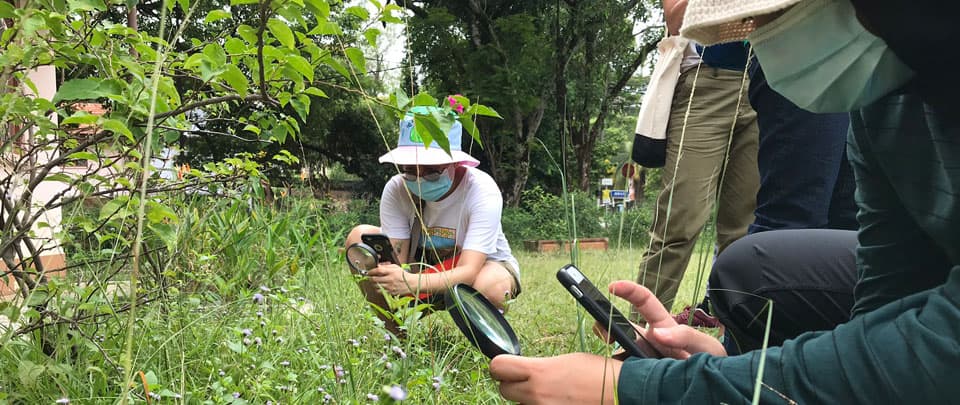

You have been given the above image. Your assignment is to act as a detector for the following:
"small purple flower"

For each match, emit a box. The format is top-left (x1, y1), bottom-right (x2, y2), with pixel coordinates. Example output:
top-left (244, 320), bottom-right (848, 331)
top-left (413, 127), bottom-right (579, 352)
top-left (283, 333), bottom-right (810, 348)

top-left (275, 337), bottom-right (284, 344)
top-left (323, 393), bottom-right (332, 403)
top-left (233, 392), bottom-right (241, 399)
top-left (218, 369), bottom-right (226, 376)
top-left (366, 393), bottom-right (379, 401)
top-left (256, 311), bottom-right (264, 318)
top-left (432, 381), bottom-right (441, 391)
top-left (388, 385), bottom-right (408, 401)
top-left (280, 287), bottom-right (288, 293)
top-left (383, 333), bottom-right (392, 342)
top-left (260, 321), bottom-right (266, 328)
top-left (148, 392), bottom-right (161, 400)
top-left (55, 399), bottom-right (70, 405)
top-left (385, 362), bottom-right (393, 369)
top-left (272, 329), bottom-right (278, 336)
top-left (253, 293), bottom-right (265, 304)
top-left (243, 338), bottom-right (252, 346)
top-left (260, 285), bottom-right (270, 292)
top-left (334, 365), bottom-right (344, 378)
top-left (254, 337), bottom-right (262, 346)
top-left (347, 339), bottom-right (359, 347)
top-left (432, 376), bottom-right (442, 391)
top-left (391, 346), bottom-right (407, 359)
top-left (317, 387), bottom-right (325, 393)
top-left (242, 328), bottom-right (253, 337)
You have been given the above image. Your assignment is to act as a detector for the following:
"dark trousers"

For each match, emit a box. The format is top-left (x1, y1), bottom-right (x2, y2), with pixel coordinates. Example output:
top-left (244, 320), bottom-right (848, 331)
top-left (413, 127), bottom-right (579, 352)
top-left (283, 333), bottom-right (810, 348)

top-left (746, 58), bottom-right (858, 233)
top-left (709, 229), bottom-right (858, 354)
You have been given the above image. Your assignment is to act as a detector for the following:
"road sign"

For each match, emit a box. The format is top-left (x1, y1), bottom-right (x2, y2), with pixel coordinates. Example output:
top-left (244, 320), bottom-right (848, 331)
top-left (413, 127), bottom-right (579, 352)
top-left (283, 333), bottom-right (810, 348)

top-left (601, 178), bottom-right (613, 186)
top-left (610, 190), bottom-right (628, 199)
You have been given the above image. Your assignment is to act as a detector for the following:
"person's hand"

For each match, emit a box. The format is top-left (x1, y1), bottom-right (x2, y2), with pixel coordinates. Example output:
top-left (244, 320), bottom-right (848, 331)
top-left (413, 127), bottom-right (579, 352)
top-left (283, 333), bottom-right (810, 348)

top-left (600, 280), bottom-right (726, 359)
top-left (367, 263), bottom-right (416, 296)
top-left (489, 353), bottom-right (622, 405)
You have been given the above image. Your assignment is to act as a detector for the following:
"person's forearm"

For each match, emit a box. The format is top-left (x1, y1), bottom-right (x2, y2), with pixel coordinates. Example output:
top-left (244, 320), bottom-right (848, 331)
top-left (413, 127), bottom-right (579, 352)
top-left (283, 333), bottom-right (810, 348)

top-left (403, 265), bottom-right (480, 294)
top-left (618, 268), bottom-right (960, 403)
top-left (663, 0), bottom-right (687, 35)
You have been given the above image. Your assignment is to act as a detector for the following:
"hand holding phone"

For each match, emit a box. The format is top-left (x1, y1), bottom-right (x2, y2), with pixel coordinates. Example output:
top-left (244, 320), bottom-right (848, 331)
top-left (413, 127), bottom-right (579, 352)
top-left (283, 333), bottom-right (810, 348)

top-left (556, 264), bottom-right (662, 358)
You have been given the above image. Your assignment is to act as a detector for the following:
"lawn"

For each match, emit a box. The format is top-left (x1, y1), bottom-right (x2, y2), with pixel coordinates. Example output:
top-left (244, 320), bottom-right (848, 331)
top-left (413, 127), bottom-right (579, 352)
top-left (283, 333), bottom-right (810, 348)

top-left (0, 199), bottom-right (716, 404)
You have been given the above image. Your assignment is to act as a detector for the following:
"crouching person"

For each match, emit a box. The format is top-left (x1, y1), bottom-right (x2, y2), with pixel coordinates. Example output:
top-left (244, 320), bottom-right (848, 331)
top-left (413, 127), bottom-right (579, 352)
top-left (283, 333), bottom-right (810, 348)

top-left (344, 107), bottom-right (521, 337)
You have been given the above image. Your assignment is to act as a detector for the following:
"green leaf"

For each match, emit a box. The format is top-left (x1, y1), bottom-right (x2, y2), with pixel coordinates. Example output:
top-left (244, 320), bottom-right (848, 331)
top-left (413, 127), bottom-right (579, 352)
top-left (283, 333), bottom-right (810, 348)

top-left (202, 43), bottom-right (227, 66)
top-left (146, 201), bottom-right (179, 224)
top-left (460, 116), bottom-right (482, 147)
top-left (68, 0), bottom-right (106, 12)
top-left (391, 88), bottom-right (411, 111)
top-left (17, 361), bottom-right (45, 387)
top-left (224, 37), bottom-right (247, 56)
top-left (344, 47), bottom-right (366, 74)
top-left (44, 173), bottom-right (74, 184)
top-left (242, 124), bottom-right (260, 135)
top-left (381, 4), bottom-right (404, 24)
top-left (291, 94), bottom-right (310, 122)
top-left (52, 79), bottom-right (97, 103)
top-left (220, 64), bottom-right (249, 97)
top-left (286, 54), bottom-right (314, 83)
top-left (99, 196), bottom-right (133, 220)
top-left (363, 28), bottom-right (380, 49)
top-left (471, 104), bottom-right (502, 118)
top-left (345, 6), bottom-right (368, 20)
top-left (61, 112), bottom-right (99, 125)
top-left (204, 9), bottom-right (231, 24)
top-left (411, 92), bottom-right (438, 107)
top-left (67, 151), bottom-right (98, 161)
top-left (308, 20), bottom-right (342, 36)
top-left (102, 119), bottom-right (135, 142)
top-left (148, 223), bottom-right (178, 252)
top-left (304, 0), bottom-right (329, 18)
top-left (0, 2), bottom-right (15, 18)
top-left (304, 87), bottom-right (327, 98)
top-left (230, 0), bottom-right (258, 4)
top-left (268, 18), bottom-right (296, 49)
top-left (321, 57), bottom-right (350, 79)
top-left (413, 114), bottom-right (450, 154)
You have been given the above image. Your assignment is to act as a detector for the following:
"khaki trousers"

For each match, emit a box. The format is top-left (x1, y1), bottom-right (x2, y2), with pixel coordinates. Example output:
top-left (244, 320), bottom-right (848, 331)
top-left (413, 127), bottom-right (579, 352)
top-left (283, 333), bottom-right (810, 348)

top-left (636, 66), bottom-right (759, 312)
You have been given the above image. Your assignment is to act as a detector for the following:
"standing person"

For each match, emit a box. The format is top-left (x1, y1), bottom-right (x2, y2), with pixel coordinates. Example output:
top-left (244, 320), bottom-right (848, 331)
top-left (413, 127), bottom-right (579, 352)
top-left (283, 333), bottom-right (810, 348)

top-left (488, 0), bottom-right (960, 403)
top-left (634, 0), bottom-right (759, 316)
top-left (344, 107), bottom-right (520, 336)
top-left (747, 58), bottom-right (858, 234)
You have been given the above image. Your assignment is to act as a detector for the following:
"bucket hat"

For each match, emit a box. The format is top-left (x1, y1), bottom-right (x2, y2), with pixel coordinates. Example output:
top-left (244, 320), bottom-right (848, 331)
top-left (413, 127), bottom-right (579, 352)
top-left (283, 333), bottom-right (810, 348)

top-left (680, 0), bottom-right (803, 45)
top-left (378, 106), bottom-right (480, 167)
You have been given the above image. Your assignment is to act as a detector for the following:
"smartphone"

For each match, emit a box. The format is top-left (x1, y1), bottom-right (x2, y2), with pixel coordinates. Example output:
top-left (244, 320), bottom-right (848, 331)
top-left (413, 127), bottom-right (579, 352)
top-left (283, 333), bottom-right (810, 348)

top-left (361, 233), bottom-right (399, 264)
top-left (556, 264), bottom-right (662, 358)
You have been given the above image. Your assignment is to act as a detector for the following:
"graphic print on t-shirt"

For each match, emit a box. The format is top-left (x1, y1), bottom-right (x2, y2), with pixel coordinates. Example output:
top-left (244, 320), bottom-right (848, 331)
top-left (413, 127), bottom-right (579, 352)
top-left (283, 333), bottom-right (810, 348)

top-left (419, 226), bottom-right (458, 264)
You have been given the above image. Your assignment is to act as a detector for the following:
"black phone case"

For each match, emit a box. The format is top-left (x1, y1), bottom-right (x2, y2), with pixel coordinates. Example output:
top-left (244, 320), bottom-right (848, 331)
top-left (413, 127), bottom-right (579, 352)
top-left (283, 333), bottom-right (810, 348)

top-left (361, 233), bottom-right (398, 264)
top-left (556, 264), bottom-right (652, 358)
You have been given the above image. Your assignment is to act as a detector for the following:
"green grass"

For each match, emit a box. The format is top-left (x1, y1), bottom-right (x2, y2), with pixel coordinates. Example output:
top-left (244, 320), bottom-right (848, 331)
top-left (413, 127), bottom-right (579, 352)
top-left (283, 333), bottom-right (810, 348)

top-left (0, 199), bottom-right (715, 404)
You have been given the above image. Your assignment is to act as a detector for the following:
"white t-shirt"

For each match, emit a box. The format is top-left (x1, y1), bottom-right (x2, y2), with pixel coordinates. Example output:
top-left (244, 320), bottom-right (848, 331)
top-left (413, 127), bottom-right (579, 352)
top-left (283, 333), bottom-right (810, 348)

top-left (379, 166), bottom-right (520, 278)
top-left (679, 41), bottom-right (702, 73)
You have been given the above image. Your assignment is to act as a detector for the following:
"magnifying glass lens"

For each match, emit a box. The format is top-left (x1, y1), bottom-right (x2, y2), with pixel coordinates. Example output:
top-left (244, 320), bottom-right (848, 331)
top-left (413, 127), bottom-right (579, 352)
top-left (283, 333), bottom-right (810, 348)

top-left (459, 291), bottom-right (517, 352)
top-left (346, 244), bottom-right (378, 274)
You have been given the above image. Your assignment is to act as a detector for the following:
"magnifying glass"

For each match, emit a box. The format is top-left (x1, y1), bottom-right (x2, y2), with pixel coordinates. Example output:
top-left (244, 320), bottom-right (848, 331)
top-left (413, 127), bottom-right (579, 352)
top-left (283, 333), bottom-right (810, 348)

top-left (345, 243), bottom-right (379, 275)
top-left (445, 283), bottom-right (520, 359)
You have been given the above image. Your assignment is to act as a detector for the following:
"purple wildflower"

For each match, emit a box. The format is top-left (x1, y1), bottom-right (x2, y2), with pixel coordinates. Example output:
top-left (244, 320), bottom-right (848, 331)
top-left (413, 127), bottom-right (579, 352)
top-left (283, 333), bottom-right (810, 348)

top-left (260, 285), bottom-right (270, 292)
top-left (242, 328), bottom-right (253, 337)
top-left (366, 393), bottom-right (379, 401)
top-left (256, 311), bottom-right (264, 318)
top-left (323, 393), bottom-right (332, 403)
top-left (254, 337), bottom-right (262, 346)
top-left (388, 385), bottom-right (408, 401)
top-left (233, 392), bottom-right (241, 399)
top-left (218, 369), bottom-right (226, 376)
top-left (243, 338), bottom-right (252, 346)
top-left (384, 333), bottom-right (392, 342)
top-left (55, 399), bottom-right (70, 404)
top-left (391, 346), bottom-right (407, 359)
top-left (260, 321), bottom-right (266, 328)
top-left (334, 365), bottom-right (344, 378)
top-left (348, 339), bottom-right (359, 347)
top-left (252, 293), bottom-right (264, 304)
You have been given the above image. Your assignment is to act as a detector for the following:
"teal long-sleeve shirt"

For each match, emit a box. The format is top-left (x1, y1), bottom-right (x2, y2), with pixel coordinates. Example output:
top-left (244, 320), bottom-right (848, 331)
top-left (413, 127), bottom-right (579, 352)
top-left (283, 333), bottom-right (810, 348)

top-left (617, 89), bottom-right (960, 403)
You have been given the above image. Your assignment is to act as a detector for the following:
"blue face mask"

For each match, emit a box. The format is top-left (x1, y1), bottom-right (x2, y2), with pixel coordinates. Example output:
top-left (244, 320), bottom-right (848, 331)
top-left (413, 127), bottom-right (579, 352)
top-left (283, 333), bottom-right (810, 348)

top-left (404, 169), bottom-right (453, 201)
top-left (748, 0), bottom-right (914, 113)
